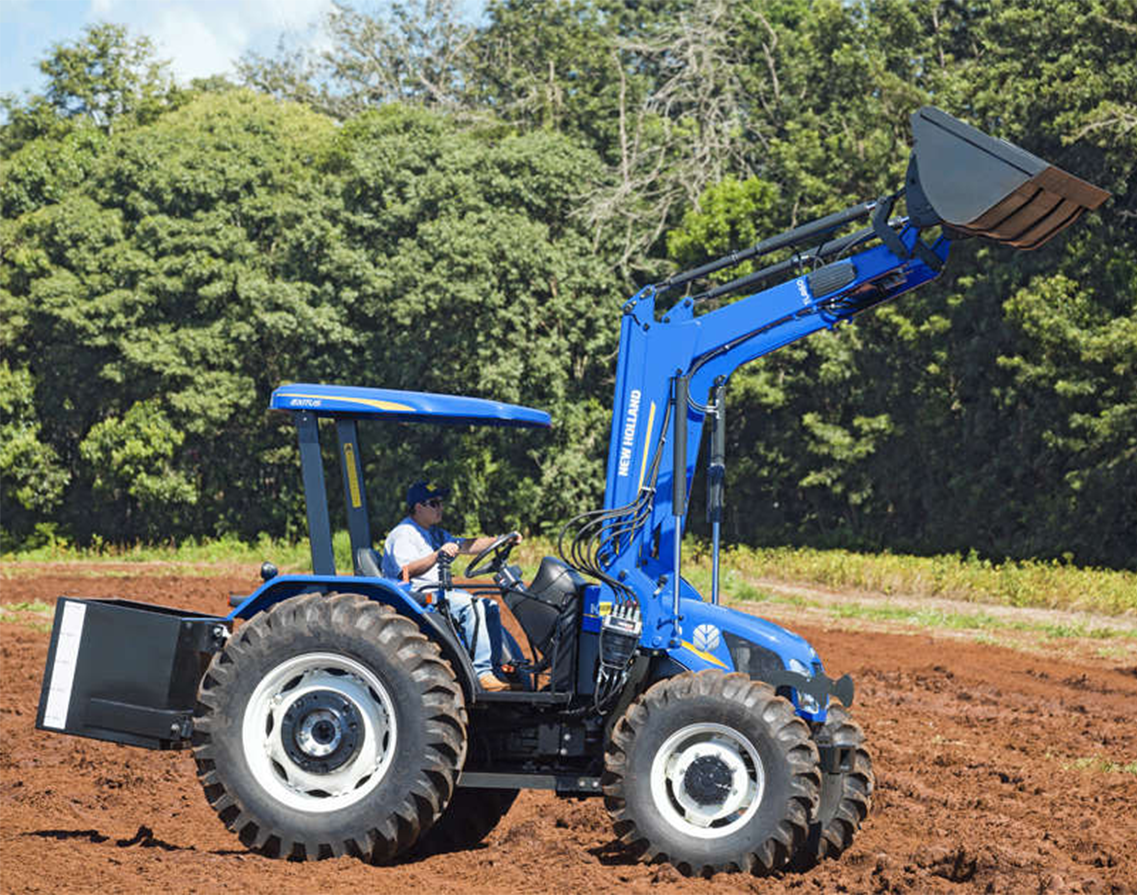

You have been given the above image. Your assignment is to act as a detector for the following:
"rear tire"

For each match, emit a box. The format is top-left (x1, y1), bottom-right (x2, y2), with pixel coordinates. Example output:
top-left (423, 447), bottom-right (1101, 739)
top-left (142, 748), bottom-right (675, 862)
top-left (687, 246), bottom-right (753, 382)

top-left (790, 703), bottom-right (873, 870)
top-left (603, 670), bottom-right (820, 877)
top-left (193, 593), bottom-right (467, 862)
top-left (412, 786), bottom-right (519, 855)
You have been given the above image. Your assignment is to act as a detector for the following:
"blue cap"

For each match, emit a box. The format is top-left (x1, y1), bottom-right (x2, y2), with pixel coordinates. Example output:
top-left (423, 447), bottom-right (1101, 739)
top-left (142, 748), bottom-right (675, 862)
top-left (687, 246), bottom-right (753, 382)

top-left (407, 480), bottom-right (450, 507)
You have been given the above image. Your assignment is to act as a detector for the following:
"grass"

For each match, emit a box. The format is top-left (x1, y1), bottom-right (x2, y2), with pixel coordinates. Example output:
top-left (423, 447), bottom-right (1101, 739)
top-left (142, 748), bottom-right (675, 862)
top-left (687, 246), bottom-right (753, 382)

top-left (5, 532), bottom-right (1135, 619)
top-left (707, 586), bottom-right (1137, 641)
top-left (3, 531), bottom-right (317, 569)
top-left (684, 562), bottom-right (1136, 639)
top-left (1060, 755), bottom-right (1137, 776)
top-left (683, 542), bottom-right (1137, 617)
top-left (828, 602), bottom-right (1136, 640)
top-left (0, 600), bottom-right (53, 632)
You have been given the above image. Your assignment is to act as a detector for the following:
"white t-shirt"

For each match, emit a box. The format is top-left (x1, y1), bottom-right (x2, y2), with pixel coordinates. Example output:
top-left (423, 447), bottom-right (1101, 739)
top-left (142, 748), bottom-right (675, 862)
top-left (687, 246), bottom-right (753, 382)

top-left (381, 517), bottom-right (456, 588)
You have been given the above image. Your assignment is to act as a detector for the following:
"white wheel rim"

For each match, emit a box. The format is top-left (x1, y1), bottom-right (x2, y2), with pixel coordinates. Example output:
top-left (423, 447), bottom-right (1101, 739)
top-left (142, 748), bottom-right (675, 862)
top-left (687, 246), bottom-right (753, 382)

top-left (242, 652), bottom-right (396, 813)
top-left (649, 722), bottom-right (765, 839)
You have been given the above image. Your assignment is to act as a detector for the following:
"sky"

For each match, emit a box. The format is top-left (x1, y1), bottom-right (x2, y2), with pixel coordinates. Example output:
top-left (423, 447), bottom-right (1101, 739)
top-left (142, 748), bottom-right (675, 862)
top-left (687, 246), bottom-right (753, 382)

top-left (0, 0), bottom-right (482, 102)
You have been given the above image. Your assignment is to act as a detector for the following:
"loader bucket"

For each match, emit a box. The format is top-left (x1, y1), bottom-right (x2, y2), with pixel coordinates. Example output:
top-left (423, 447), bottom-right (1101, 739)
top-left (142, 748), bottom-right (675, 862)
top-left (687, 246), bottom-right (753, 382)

top-left (905, 106), bottom-right (1110, 250)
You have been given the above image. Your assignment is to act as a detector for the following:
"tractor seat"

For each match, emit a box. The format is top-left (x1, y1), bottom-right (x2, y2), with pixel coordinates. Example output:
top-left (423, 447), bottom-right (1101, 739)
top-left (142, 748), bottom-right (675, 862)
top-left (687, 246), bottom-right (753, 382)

top-left (356, 547), bottom-right (383, 578)
top-left (356, 546), bottom-right (435, 608)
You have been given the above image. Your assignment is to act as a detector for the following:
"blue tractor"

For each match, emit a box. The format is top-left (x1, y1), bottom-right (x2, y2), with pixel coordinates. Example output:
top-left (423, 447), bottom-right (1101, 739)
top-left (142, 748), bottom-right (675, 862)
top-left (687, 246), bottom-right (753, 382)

top-left (36, 108), bottom-right (1107, 875)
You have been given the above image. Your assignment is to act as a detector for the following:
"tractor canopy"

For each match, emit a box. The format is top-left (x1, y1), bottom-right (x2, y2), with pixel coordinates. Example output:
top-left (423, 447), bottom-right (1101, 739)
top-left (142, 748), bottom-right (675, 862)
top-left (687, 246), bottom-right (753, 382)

top-left (270, 383), bottom-right (552, 428)
top-left (905, 106), bottom-right (1110, 250)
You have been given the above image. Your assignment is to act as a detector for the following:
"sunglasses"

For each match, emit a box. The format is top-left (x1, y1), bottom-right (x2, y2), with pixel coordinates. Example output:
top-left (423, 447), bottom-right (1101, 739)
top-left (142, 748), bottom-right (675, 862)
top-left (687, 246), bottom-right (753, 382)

top-left (425, 498), bottom-right (444, 508)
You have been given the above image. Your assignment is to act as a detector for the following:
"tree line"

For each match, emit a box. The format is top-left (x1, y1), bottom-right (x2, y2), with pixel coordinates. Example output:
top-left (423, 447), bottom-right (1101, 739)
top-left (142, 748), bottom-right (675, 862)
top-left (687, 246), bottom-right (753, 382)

top-left (2, 0), bottom-right (1134, 569)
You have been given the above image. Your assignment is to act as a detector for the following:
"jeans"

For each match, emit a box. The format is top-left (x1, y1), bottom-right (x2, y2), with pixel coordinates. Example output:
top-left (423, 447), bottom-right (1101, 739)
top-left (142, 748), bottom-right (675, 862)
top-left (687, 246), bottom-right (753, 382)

top-left (445, 590), bottom-right (507, 677)
top-left (443, 591), bottom-right (493, 677)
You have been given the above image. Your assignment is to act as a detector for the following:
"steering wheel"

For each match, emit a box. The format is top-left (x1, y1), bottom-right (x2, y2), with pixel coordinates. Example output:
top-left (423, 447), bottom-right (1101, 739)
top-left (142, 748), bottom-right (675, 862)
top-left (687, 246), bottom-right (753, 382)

top-left (465, 531), bottom-right (521, 578)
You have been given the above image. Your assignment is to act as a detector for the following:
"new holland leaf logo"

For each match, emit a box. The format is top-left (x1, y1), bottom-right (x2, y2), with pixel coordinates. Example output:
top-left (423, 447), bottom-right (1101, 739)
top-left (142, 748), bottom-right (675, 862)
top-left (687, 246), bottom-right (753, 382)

top-left (692, 624), bottom-right (721, 652)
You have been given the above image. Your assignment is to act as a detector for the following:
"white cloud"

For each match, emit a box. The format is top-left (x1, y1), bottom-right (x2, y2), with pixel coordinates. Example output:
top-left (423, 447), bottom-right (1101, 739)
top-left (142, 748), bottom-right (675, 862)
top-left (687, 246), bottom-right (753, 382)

top-left (152, 7), bottom-right (242, 82)
top-left (85, 0), bottom-right (334, 84)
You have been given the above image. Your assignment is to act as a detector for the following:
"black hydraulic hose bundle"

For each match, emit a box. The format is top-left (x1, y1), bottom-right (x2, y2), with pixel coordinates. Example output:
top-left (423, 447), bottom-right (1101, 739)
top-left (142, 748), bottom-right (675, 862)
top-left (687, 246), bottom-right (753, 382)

top-left (557, 401), bottom-right (674, 605)
top-left (557, 401), bottom-right (677, 713)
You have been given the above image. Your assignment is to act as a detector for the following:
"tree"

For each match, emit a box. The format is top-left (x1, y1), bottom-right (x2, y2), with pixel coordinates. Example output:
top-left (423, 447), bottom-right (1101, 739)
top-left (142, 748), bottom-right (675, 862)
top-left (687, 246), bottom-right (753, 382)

top-left (237, 0), bottom-right (476, 119)
top-left (2, 91), bottom-right (346, 543)
top-left (2, 93), bottom-right (624, 545)
top-left (325, 105), bottom-right (623, 532)
top-left (1, 22), bottom-right (178, 156)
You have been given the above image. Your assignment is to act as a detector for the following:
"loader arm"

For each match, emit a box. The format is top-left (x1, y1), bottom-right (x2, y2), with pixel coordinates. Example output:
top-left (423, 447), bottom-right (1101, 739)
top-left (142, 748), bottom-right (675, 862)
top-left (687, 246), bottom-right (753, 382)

top-left (603, 221), bottom-right (948, 523)
top-left (568, 106), bottom-right (1108, 648)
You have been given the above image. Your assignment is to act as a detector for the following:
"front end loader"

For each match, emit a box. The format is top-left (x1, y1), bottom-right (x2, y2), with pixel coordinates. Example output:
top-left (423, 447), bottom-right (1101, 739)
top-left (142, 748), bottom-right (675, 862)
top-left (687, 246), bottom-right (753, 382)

top-left (36, 107), bottom-right (1107, 875)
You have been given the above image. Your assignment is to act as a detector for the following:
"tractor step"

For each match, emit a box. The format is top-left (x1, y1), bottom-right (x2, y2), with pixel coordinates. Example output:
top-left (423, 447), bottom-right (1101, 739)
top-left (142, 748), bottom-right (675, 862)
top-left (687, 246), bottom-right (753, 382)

top-left (459, 771), bottom-right (602, 794)
top-left (473, 689), bottom-right (572, 705)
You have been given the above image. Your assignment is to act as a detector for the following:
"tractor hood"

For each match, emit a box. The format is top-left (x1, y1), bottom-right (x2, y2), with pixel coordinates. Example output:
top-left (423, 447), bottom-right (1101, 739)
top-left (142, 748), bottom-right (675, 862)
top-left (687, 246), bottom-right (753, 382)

top-left (270, 383), bottom-right (552, 428)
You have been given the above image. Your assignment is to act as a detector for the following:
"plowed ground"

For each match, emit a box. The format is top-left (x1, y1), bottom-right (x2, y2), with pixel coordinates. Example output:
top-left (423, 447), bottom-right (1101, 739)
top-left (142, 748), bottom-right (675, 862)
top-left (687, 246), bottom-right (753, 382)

top-left (2, 567), bottom-right (1135, 895)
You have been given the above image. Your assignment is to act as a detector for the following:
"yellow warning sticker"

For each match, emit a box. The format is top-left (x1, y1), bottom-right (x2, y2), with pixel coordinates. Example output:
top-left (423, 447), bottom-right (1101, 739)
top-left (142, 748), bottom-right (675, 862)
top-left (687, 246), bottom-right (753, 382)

top-left (343, 443), bottom-right (362, 508)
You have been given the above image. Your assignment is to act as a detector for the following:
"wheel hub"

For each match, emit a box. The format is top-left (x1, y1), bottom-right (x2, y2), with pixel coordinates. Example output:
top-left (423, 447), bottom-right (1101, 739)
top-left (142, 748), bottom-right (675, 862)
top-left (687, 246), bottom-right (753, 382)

top-left (242, 655), bottom-right (396, 813)
top-left (281, 691), bottom-right (362, 773)
top-left (683, 754), bottom-right (734, 807)
top-left (650, 723), bottom-right (765, 838)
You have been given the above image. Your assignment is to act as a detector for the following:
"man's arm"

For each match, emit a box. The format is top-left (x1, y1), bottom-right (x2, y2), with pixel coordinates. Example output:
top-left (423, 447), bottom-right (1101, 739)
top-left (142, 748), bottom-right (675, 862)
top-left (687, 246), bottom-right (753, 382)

top-left (401, 541), bottom-right (460, 579)
top-left (385, 524), bottom-right (460, 582)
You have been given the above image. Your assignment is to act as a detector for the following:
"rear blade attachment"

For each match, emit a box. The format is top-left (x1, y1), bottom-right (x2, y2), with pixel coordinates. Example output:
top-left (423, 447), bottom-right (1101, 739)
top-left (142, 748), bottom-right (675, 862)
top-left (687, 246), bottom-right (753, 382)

top-left (905, 106), bottom-right (1110, 250)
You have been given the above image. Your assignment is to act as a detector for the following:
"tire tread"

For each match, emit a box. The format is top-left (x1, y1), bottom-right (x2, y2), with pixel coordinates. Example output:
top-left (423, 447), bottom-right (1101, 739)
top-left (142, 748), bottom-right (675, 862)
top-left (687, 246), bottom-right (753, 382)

top-left (603, 670), bottom-right (820, 877)
top-left (192, 593), bottom-right (467, 863)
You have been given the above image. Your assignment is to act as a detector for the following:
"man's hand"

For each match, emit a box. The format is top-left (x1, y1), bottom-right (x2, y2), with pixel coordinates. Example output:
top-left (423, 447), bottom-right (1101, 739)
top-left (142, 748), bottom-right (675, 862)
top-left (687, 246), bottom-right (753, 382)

top-left (439, 542), bottom-right (460, 559)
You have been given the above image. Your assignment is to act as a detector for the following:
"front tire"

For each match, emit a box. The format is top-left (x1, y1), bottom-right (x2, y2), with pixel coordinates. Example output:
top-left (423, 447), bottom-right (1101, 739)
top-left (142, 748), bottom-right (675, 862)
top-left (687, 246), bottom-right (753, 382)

top-left (193, 593), bottom-right (467, 862)
top-left (603, 670), bottom-right (820, 877)
top-left (790, 703), bottom-right (873, 870)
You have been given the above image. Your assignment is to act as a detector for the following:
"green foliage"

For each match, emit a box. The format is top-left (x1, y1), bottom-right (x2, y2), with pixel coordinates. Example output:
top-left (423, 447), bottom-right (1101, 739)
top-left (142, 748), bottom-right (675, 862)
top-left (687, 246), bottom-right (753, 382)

top-left (0, 124), bottom-right (109, 217)
top-left (37, 22), bottom-right (176, 129)
top-left (3, 90), bottom-right (352, 542)
top-left (667, 177), bottom-right (780, 273)
top-left (1, 1), bottom-right (1133, 569)
top-left (1, 23), bottom-right (180, 157)
top-left (79, 398), bottom-right (197, 529)
top-left (0, 362), bottom-right (70, 530)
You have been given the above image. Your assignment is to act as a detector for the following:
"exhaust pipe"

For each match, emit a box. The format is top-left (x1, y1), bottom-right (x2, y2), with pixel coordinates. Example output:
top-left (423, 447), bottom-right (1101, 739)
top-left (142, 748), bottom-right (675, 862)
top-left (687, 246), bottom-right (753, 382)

top-left (905, 106), bottom-right (1109, 250)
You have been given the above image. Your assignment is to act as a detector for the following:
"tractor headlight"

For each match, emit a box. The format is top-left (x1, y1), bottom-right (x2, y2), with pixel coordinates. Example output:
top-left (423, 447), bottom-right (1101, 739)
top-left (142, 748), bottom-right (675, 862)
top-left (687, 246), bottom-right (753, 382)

top-left (788, 658), bottom-right (821, 713)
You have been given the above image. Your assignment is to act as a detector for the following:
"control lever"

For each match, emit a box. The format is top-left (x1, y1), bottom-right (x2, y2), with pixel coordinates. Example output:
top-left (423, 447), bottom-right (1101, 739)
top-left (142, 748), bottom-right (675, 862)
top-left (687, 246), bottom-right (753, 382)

top-left (436, 548), bottom-right (454, 600)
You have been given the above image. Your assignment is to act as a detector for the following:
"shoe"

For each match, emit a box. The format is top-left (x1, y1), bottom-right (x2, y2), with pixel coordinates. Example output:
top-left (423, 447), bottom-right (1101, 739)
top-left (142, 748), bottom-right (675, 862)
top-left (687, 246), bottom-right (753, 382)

top-left (478, 673), bottom-right (512, 692)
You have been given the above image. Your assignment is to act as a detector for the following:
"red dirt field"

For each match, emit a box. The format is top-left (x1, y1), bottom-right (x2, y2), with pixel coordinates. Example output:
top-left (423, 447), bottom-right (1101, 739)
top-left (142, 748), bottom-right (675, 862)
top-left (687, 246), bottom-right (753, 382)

top-left (2, 568), bottom-right (1135, 895)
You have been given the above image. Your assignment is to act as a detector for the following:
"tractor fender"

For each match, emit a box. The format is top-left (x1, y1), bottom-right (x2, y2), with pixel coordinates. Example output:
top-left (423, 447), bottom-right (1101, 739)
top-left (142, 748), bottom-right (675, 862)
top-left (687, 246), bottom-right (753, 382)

top-left (228, 574), bottom-right (427, 620)
top-left (228, 575), bottom-right (479, 702)
top-left (654, 599), bottom-right (850, 723)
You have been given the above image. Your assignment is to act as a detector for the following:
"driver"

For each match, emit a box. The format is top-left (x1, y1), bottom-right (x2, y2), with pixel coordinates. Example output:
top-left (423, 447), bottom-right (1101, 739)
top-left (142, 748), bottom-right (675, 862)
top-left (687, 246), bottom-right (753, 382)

top-left (381, 480), bottom-right (520, 692)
